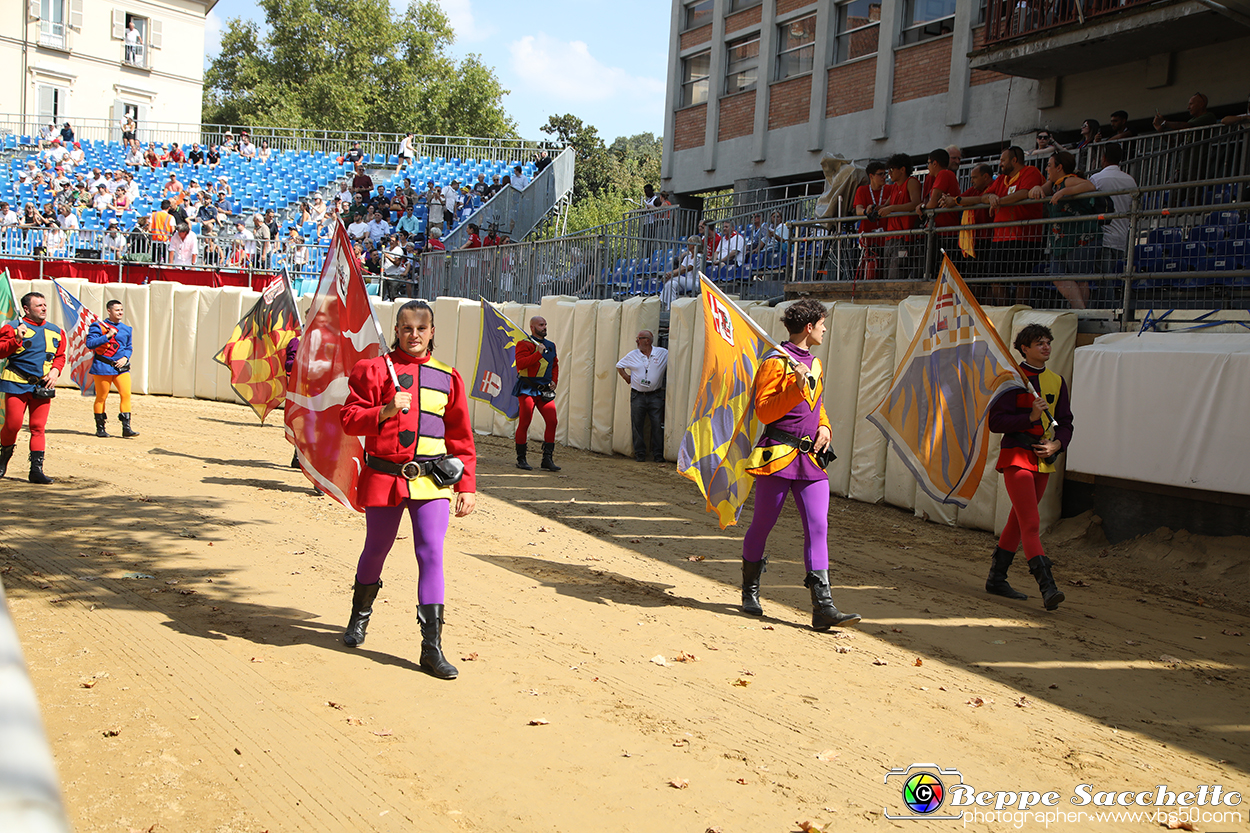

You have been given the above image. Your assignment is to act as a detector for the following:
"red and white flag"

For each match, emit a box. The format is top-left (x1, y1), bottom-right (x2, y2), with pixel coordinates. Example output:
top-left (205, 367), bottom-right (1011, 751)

top-left (52, 279), bottom-right (104, 397)
top-left (284, 221), bottom-right (385, 511)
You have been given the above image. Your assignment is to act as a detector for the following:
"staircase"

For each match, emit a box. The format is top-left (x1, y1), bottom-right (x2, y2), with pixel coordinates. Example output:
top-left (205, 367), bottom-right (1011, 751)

top-left (444, 147), bottom-right (575, 248)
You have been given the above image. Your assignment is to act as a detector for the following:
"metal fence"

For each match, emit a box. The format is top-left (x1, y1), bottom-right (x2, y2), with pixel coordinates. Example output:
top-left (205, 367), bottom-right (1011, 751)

top-left (698, 177), bottom-right (825, 222)
top-left (784, 175), bottom-right (1250, 326)
top-left (1074, 124), bottom-right (1250, 195)
top-left (983, 0), bottom-right (1157, 45)
top-left (442, 148), bottom-right (576, 249)
top-left (0, 114), bottom-right (553, 167)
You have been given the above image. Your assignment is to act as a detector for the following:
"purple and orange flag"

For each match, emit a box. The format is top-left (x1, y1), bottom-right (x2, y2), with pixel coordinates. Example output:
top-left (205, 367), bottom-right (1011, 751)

top-left (214, 271), bottom-right (302, 423)
top-left (866, 254), bottom-right (1027, 506)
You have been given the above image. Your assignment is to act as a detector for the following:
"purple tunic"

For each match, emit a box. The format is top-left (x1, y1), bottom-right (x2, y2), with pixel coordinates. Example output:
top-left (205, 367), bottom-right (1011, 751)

top-left (755, 342), bottom-right (828, 482)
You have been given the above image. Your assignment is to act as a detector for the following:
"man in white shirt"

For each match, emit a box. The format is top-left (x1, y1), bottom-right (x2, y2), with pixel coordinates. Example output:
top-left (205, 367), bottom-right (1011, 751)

top-left (442, 179), bottom-right (459, 219)
top-left (367, 210), bottom-right (390, 245)
top-left (59, 204), bottom-right (80, 231)
top-left (102, 220), bottom-right (127, 257)
top-left (337, 183), bottom-right (353, 205)
top-left (0, 201), bottom-right (17, 227)
top-left (616, 330), bottom-right (669, 462)
top-left (1088, 142), bottom-right (1137, 269)
top-left (231, 221), bottom-right (255, 265)
top-left (169, 221), bottom-right (198, 266)
top-left (712, 227), bottom-right (745, 268)
top-left (347, 214), bottom-right (370, 242)
top-left (511, 165), bottom-right (530, 191)
top-left (92, 185), bottom-right (114, 213)
top-left (46, 141), bottom-right (68, 166)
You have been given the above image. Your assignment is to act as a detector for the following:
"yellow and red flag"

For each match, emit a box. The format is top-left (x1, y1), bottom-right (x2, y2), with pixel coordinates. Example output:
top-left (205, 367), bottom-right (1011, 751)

top-left (214, 271), bottom-right (302, 423)
top-left (677, 276), bottom-right (777, 528)
top-left (866, 254), bottom-right (1027, 506)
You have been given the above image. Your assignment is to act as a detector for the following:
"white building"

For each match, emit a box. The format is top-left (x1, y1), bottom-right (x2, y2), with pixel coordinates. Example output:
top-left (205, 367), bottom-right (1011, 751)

top-left (1, 0), bottom-right (216, 136)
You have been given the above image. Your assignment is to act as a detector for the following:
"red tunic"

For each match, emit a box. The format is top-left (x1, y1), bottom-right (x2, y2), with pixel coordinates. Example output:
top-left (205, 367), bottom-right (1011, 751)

top-left (340, 350), bottom-right (476, 506)
top-left (922, 169), bottom-right (961, 228)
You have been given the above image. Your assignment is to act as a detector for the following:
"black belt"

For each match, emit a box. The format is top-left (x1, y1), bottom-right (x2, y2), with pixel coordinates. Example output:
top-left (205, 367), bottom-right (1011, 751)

top-left (365, 453), bottom-right (436, 480)
top-left (764, 425), bottom-right (814, 453)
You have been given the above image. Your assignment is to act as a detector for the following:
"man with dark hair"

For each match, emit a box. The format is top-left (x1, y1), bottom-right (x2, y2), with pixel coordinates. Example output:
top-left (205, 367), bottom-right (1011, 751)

top-left (740, 298), bottom-right (860, 630)
top-left (874, 154), bottom-right (921, 280)
top-left (853, 161), bottom-right (890, 279)
top-left (1031, 151), bottom-right (1097, 309)
top-left (343, 142), bottom-right (364, 165)
top-left (150, 199), bottom-right (175, 263)
top-left (953, 146), bottom-right (1045, 294)
top-left (86, 300), bottom-right (139, 438)
top-left (1107, 110), bottom-right (1135, 140)
top-left (0, 292), bottom-right (66, 483)
top-left (1089, 142), bottom-right (1136, 270)
top-left (920, 148), bottom-right (961, 232)
top-left (351, 163), bottom-right (374, 199)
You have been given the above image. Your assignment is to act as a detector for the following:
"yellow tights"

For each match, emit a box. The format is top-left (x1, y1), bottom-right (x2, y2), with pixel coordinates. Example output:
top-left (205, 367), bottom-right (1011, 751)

top-left (93, 374), bottom-right (132, 414)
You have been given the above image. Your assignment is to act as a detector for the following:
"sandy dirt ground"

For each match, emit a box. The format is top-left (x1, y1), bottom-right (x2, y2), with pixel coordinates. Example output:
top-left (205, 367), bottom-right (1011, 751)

top-left (1, 394), bottom-right (1247, 833)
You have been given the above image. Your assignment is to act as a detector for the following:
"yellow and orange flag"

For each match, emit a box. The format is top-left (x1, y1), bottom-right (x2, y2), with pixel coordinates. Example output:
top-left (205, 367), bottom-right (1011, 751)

top-left (677, 277), bottom-right (778, 528)
top-left (867, 254), bottom-right (1027, 506)
top-left (214, 272), bottom-right (302, 422)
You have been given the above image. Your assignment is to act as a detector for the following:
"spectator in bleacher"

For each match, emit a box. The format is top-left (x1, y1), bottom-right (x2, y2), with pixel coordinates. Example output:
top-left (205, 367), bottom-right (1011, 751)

top-left (1221, 93), bottom-right (1250, 126)
top-left (1110, 110), bottom-right (1140, 139)
top-left (38, 122), bottom-right (56, 150)
top-left (955, 146), bottom-right (1045, 292)
top-left (92, 184), bottom-right (114, 214)
top-left (367, 209), bottom-right (391, 245)
top-left (946, 145), bottom-right (963, 172)
top-left (263, 209), bottom-right (279, 241)
top-left (342, 192), bottom-right (366, 223)
top-left (426, 225), bottom-right (445, 252)
top-left (58, 204), bottom-right (79, 231)
top-left (383, 236), bottom-right (408, 279)
top-left (102, 220), bottom-right (127, 257)
top-left (170, 221), bottom-right (198, 267)
top-left (150, 200), bottom-right (175, 262)
top-left (121, 114), bottom-right (137, 144)
top-left (144, 143), bottom-right (161, 169)
top-left (239, 135), bottom-right (257, 162)
top-left (711, 226), bottom-right (745, 268)
top-left (122, 141), bottom-right (140, 170)
top-left (201, 219), bottom-right (224, 265)
top-left (45, 140), bottom-right (68, 167)
top-left (1031, 151), bottom-right (1097, 309)
top-left (1154, 92), bottom-right (1216, 131)
top-left (311, 194), bottom-right (328, 223)
top-left (194, 195), bottom-right (215, 224)
top-left (369, 184), bottom-right (390, 213)
top-left (0, 202), bottom-right (17, 228)
top-left (1089, 142), bottom-right (1136, 270)
top-left (698, 219), bottom-right (721, 262)
top-left (168, 198), bottom-right (189, 227)
top-left (258, 141), bottom-right (272, 163)
top-left (486, 174), bottom-right (503, 198)
top-left (186, 178), bottom-right (202, 202)
top-left (227, 221), bottom-right (253, 267)
top-left (285, 228), bottom-right (308, 272)
top-left (188, 143), bottom-right (205, 166)
top-left (112, 184), bottom-right (131, 213)
top-left (746, 213), bottom-right (768, 255)
top-left (876, 153), bottom-right (922, 280)
top-left (463, 223), bottom-right (483, 249)
top-left (388, 187), bottom-right (409, 215)
top-left (60, 123), bottom-right (75, 144)
top-left (473, 174), bottom-right (488, 198)
top-left (43, 223), bottom-right (67, 257)
top-left (398, 133), bottom-right (414, 172)
top-left (67, 142), bottom-right (85, 170)
top-left (511, 165), bottom-right (529, 191)
top-left (168, 143), bottom-right (186, 165)
top-left (919, 148), bottom-right (961, 232)
top-left (943, 163), bottom-right (995, 272)
top-left (660, 235), bottom-right (702, 309)
top-left (251, 213), bottom-right (272, 265)
top-left (347, 211), bottom-right (370, 242)
top-left (1025, 130), bottom-right (1060, 157)
top-left (441, 179), bottom-right (460, 223)
top-left (1075, 120), bottom-right (1099, 151)
top-left (854, 160), bottom-right (889, 272)
top-left (361, 239), bottom-right (383, 275)
top-left (18, 161), bottom-right (38, 185)
top-left (344, 142), bottom-right (365, 165)
top-left (127, 215), bottom-right (151, 260)
top-left (206, 145), bottom-right (221, 168)
top-left (396, 205), bottom-right (421, 237)
top-left (21, 203), bottom-right (46, 230)
top-left (352, 164), bottom-right (374, 199)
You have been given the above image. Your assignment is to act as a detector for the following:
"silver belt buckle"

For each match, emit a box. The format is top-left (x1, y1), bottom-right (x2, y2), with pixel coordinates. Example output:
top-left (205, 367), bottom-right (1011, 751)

top-left (797, 437), bottom-right (815, 454)
top-left (400, 461), bottom-right (422, 480)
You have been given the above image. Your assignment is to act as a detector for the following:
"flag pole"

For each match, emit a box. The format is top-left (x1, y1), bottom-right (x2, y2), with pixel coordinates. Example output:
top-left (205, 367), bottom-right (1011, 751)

top-left (698, 275), bottom-right (817, 389)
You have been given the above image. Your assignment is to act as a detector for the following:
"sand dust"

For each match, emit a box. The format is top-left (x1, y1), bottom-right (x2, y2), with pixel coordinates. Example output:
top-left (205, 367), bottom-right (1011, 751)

top-left (1, 394), bottom-right (1247, 832)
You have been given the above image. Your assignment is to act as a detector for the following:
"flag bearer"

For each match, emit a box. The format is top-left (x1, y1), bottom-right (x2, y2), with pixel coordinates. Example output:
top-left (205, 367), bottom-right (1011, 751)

top-left (0, 293), bottom-right (65, 484)
top-left (85, 299), bottom-right (139, 438)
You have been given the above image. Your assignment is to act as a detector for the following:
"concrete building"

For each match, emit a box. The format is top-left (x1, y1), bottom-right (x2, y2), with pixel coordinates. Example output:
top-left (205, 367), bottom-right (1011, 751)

top-left (1, 0), bottom-right (216, 133)
top-left (660, 0), bottom-right (1250, 199)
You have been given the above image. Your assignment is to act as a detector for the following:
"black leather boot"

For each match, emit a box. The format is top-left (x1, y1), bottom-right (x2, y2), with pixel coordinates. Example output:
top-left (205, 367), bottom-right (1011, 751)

top-left (516, 443), bottom-right (533, 470)
top-left (28, 451), bottom-right (53, 485)
top-left (540, 441), bottom-right (561, 471)
top-left (417, 604), bottom-right (458, 680)
top-left (741, 558), bottom-right (764, 616)
top-left (94, 413), bottom-right (110, 437)
top-left (0, 444), bottom-right (15, 478)
top-left (1028, 556), bottom-right (1065, 611)
top-left (804, 570), bottom-right (861, 631)
top-left (343, 580), bottom-right (382, 647)
top-left (290, 449), bottom-right (300, 468)
top-left (119, 413), bottom-right (139, 438)
top-left (986, 546), bottom-right (1028, 600)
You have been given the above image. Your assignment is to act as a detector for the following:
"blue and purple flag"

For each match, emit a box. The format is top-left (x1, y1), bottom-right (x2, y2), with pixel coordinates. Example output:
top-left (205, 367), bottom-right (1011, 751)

top-left (469, 300), bottom-right (529, 420)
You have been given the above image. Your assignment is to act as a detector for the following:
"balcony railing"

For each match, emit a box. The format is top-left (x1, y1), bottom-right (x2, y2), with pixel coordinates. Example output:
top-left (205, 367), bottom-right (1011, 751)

top-left (38, 20), bottom-right (66, 50)
top-left (983, 0), bottom-right (1161, 46)
top-left (123, 43), bottom-right (147, 69)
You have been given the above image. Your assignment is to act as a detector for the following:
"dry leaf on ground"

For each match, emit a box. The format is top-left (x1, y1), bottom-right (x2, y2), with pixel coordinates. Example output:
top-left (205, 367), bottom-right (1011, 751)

top-left (1015, 697), bottom-right (1033, 708)
top-left (461, 652), bottom-right (479, 661)
top-left (686, 555), bottom-right (705, 562)
top-left (671, 652), bottom-right (698, 663)
top-left (815, 750), bottom-right (838, 761)
top-left (650, 655), bottom-right (668, 666)
top-left (528, 718), bottom-right (550, 726)
top-left (732, 678), bottom-right (752, 687)
top-left (1221, 629), bottom-right (1244, 636)
top-left (798, 822), bottom-right (826, 833)
top-left (966, 697), bottom-right (992, 707)
top-left (669, 778), bottom-right (689, 789)
top-left (913, 658), bottom-right (923, 667)
top-left (834, 645), bottom-right (852, 654)
top-left (872, 658), bottom-right (888, 666)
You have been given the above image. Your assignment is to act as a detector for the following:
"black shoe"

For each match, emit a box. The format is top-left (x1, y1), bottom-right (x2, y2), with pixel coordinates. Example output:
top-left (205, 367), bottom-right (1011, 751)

top-left (28, 451), bottom-right (53, 485)
top-left (804, 570), bottom-right (861, 631)
top-left (291, 449), bottom-right (300, 468)
top-left (516, 443), bottom-right (533, 471)
top-left (540, 442), bottom-right (561, 472)
top-left (635, 455), bottom-right (646, 462)
top-left (417, 604), bottom-right (458, 680)
top-left (986, 546), bottom-right (1028, 600)
top-left (1028, 556), bottom-right (1065, 611)
top-left (118, 413), bottom-right (139, 438)
top-left (94, 413), bottom-right (110, 438)
top-left (0, 444), bottom-right (15, 478)
top-left (343, 580), bottom-right (382, 647)
top-left (741, 558), bottom-right (764, 616)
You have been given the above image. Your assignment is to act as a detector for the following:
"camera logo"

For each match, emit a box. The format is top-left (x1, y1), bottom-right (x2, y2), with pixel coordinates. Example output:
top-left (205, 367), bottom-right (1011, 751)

top-left (884, 763), bottom-right (965, 820)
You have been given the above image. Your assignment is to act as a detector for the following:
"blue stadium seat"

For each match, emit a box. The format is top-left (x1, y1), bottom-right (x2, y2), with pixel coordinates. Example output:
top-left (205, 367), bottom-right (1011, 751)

top-left (1145, 227), bottom-right (1185, 246)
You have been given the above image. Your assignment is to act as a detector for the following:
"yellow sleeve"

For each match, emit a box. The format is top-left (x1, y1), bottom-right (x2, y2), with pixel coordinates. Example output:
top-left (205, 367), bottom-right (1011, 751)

top-left (754, 358), bottom-right (804, 424)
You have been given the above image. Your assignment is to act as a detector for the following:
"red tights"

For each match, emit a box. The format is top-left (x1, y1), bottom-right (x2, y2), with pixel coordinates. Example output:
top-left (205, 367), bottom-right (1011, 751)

top-left (515, 395), bottom-right (557, 443)
top-left (2, 393), bottom-right (51, 451)
top-left (998, 466), bottom-right (1049, 560)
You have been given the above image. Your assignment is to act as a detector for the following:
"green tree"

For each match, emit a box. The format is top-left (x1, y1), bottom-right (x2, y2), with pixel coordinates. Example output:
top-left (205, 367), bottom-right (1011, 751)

top-left (540, 114), bottom-right (612, 202)
top-left (203, 0), bottom-right (516, 139)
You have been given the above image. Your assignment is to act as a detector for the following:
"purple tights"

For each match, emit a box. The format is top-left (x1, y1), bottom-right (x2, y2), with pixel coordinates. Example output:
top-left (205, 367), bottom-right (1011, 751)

top-left (742, 476), bottom-right (829, 571)
top-left (355, 498), bottom-right (451, 604)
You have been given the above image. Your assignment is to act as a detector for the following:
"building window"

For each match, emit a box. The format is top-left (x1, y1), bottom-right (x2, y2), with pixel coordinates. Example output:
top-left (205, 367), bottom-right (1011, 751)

top-left (725, 35), bottom-right (760, 95)
top-left (901, 0), bottom-right (957, 44)
top-left (681, 51), bottom-right (711, 107)
top-left (124, 14), bottom-right (148, 67)
top-left (37, 84), bottom-right (69, 123)
top-left (684, 0), bottom-right (713, 30)
top-left (728, 0), bottom-right (763, 11)
top-left (39, 0), bottom-right (66, 49)
top-left (834, 0), bottom-right (881, 64)
top-left (776, 14), bottom-right (816, 80)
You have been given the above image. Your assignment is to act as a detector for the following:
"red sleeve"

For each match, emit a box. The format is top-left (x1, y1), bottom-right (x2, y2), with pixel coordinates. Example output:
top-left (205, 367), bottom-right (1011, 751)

top-left (444, 370), bottom-right (477, 493)
top-left (50, 325), bottom-right (66, 371)
top-left (853, 185), bottom-right (870, 210)
top-left (515, 340), bottom-right (540, 372)
top-left (340, 358), bottom-right (390, 436)
top-left (934, 170), bottom-right (959, 196)
top-left (0, 324), bottom-right (19, 359)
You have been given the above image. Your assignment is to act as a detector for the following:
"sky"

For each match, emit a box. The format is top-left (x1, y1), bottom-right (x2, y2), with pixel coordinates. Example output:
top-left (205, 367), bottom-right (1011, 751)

top-left (203, 0), bottom-right (672, 143)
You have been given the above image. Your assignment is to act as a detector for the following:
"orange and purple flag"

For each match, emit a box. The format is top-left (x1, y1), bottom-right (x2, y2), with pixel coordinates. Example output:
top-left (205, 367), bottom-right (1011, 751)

top-left (213, 271), bottom-right (302, 422)
top-left (677, 277), bottom-right (776, 528)
top-left (866, 254), bottom-right (1027, 506)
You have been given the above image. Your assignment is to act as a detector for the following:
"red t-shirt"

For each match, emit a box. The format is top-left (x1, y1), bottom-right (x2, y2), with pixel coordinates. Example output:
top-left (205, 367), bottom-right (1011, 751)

top-left (985, 165), bottom-right (1045, 242)
top-left (922, 169), bottom-right (961, 229)
top-left (853, 184), bottom-right (889, 234)
top-left (960, 185), bottom-right (992, 236)
top-left (885, 177), bottom-right (919, 235)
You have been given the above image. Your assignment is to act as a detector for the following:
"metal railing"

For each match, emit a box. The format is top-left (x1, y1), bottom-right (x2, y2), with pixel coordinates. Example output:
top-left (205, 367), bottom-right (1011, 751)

top-left (983, 0), bottom-right (1160, 45)
top-left (0, 114), bottom-right (552, 166)
top-left (783, 175), bottom-right (1250, 327)
top-left (442, 148), bottom-right (576, 248)
top-left (697, 177), bottom-right (825, 220)
top-left (1075, 124), bottom-right (1250, 194)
